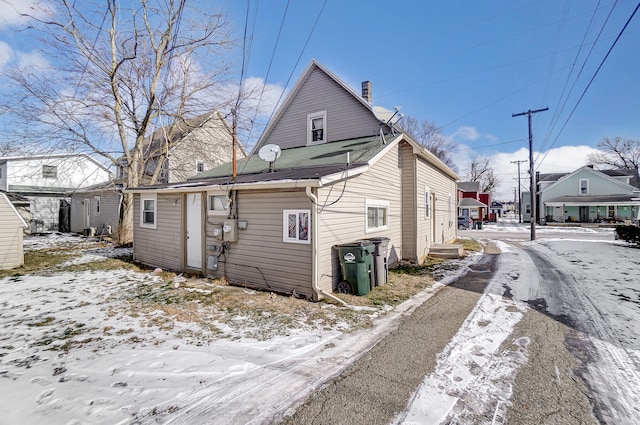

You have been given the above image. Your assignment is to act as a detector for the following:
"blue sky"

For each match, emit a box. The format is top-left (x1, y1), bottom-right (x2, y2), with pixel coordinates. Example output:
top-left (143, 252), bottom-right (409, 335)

top-left (218, 0), bottom-right (640, 199)
top-left (2, 1), bottom-right (639, 200)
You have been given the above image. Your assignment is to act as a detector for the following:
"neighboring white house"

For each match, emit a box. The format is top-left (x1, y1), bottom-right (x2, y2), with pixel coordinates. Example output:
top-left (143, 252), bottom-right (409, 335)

top-left (0, 192), bottom-right (28, 270)
top-left (0, 154), bottom-right (112, 232)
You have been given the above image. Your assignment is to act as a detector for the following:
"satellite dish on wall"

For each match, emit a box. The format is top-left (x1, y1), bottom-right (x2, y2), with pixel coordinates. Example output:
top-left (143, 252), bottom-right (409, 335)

top-left (258, 144), bottom-right (281, 171)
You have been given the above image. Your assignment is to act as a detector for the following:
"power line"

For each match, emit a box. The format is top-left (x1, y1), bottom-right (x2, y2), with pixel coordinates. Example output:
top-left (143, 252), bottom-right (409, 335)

top-left (537, 2), bottom-right (639, 170)
top-left (539, 1), bottom-right (617, 155)
top-left (262, 0), bottom-right (328, 128)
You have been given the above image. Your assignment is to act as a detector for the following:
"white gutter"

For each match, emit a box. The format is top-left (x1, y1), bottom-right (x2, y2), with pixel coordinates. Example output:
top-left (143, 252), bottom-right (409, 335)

top-left (305, 186), bottom-right (348, 307)
top-left (126, 179), bottom-right (320, 194)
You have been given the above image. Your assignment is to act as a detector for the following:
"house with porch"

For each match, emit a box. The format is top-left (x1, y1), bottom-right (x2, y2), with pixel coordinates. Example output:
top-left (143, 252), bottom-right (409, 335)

top-left (127, 60), bottom-right (459, 300)
top-left (457, 181), bottom-right (490, 221)
top-left (523, 165), bottom-right (640, 223)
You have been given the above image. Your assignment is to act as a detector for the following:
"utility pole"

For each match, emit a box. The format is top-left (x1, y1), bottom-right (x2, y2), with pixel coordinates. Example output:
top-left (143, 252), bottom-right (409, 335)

top-left (511, 160), bottom-right (526, 223)
top-left (512, 107), bottom-right (548, 241)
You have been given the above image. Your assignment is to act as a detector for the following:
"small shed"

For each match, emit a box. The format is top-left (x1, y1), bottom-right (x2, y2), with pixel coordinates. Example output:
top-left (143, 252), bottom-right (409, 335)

top-left (0, 192), bottom-right (29, 270)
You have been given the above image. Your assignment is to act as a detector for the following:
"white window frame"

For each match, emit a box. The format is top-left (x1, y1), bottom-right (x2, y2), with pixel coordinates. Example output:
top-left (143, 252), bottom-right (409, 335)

top-left (366, 199), bottom-right (389, 233)
top-left (283, 209), bottom-right (311, 244)
top-left (425, 188), bottom-right (431, 219)
top-left (94, 195), bottom-right (101, 216)
top-left (579, 178), bottom-right (589, 195)
top-left (140, 194), bottom-right (157, 229)
top-left (196, 161), bottom-right (205, 174)
top-left (307, 110), bottom-right (327, 145)
top-left (208, 193), bottom-right (230, 216)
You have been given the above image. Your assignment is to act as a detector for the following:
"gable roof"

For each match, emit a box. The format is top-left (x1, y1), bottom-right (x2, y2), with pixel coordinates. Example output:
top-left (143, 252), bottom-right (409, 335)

top-left (252, 60), bottom-right (392, 154)
top-left (459, 197), bottom-right (488, 208)
top-left (128, 132), bottom-right (458, 193)
top-left (0, 153), bottom-right (111, 173)
top-left (141, 110), bottom-right (241, 156)
top-left (0, 192), bottom-right (28, 228)
top-left (458, 181), bottom-right (481, 192)
top-left (544, 165), bottom-right (639, 194)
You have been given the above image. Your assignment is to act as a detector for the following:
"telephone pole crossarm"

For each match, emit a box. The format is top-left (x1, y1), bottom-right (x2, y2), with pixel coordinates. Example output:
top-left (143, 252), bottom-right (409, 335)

top-left (511, 107), bottom-right (549, 241)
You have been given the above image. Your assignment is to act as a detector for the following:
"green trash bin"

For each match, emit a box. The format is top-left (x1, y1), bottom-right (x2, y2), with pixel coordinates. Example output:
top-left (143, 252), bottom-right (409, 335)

top-left (336, 241), bottom-right (375, 296)
top-left (477, 221), bottom-right (483, 230)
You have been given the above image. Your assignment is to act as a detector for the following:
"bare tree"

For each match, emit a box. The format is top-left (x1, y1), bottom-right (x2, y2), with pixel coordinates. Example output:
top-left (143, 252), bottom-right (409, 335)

top-left (465, 154), bottom-right (500, 193)
top-left (401, 115), bottom-right (457, 170)
top-left (588, 136), bottom-right (640, 175)
top-left (0, 0), bottom-right (235, 242)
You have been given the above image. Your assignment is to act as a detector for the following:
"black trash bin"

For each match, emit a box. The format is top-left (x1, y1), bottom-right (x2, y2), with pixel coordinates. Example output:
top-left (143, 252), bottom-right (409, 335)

top-left (335, 241), bottom-right (375, 295)
top-left (366, 237), bottom-right (390, 286)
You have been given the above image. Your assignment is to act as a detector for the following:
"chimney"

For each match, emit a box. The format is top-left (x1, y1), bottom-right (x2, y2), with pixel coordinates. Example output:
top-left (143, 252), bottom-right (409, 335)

top-left (361, 81), bottom-right (372, 103)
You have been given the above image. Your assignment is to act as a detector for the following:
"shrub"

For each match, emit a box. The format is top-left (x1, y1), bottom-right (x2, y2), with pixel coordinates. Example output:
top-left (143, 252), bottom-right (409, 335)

top-left (615, 225), bottom-right (640, 247)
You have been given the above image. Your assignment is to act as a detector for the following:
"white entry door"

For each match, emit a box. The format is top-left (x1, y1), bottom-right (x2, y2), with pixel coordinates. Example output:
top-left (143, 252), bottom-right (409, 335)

top-left (83, 198), bottom-right (91, 228)
top-left (186, 194), bottom-right (202, 269)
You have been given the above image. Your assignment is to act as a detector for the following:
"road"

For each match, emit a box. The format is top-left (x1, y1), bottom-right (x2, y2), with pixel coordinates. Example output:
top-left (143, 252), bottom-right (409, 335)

top-left (280, 225), bottom-right (640, 424)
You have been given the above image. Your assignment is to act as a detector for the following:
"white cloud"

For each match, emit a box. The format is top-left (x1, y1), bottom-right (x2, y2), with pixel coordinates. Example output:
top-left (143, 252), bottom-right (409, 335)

top-left (465, 145), bottom-right (605, 201)
top-left (16, 50), bottom-right (48, 70)
top-left (0, 41), bottom-right (13, 69)
top-left (452, 126), bottom-right (480, 141)
top-left (0, 0), bottom-right (56, 29)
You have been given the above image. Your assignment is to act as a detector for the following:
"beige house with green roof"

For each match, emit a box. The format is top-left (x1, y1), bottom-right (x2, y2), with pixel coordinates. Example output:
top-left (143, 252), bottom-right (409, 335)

top-left (128, 60), bottom-right (459, 300)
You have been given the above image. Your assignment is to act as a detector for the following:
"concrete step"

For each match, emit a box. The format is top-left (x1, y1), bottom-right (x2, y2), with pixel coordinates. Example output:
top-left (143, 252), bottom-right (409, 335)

top-left (428, 244), bottom-right (464, 259)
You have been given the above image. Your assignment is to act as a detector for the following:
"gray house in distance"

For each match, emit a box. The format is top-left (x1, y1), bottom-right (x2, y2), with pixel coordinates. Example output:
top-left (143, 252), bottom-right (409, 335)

top-left (523, 165), bottom-right (640, 223)
top-left (128, 60), bottom-right (459, 300)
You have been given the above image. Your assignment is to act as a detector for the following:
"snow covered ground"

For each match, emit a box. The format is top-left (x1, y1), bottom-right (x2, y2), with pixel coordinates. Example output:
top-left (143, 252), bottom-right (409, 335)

top-left (2, 226), bottom-right (639, 424)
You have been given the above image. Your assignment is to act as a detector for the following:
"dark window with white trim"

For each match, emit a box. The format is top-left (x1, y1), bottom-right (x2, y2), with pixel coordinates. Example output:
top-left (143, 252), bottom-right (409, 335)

top-left (140, 195), bottom-right (157, 229)
top-left (307, 111), bottom-right (327, 145)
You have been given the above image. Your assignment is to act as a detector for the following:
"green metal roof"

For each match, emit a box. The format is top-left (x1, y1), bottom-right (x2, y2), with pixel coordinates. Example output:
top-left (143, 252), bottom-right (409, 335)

top-left (190, 135), bottom-right (387, 180)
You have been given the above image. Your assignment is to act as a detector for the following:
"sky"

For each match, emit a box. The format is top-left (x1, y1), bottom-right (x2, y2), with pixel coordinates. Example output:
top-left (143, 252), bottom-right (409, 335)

top-left (2, 227), bottom-right (639, 424)
top-left (1, 1), bottom-right (639, 200)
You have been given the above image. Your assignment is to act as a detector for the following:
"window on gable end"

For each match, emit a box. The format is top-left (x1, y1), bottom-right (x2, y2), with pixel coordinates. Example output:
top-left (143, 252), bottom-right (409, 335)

top-left (196, 161), bottom-right (205, 174)
top-left (307, 111), bottom-right (327, 145)
top-left (579, 179), bottom-right (589, 195)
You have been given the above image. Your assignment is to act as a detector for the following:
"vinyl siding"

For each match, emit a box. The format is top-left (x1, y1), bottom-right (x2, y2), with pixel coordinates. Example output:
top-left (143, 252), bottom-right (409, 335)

top-left (400, 142), bottom-right (417, 259)
top-left (316, 143), bottom-right (403, 293)
top-left (416, 157), bottom-right (458, 262)
top-left (263, 67), bottom-right (380, 149)
top-left (206, 190), bottom-right (314, 298)
top-left (70, 190), bottom-right (120, 233)
top-left (0, 196), bottom-right (24, 270)
top-left (133, 193), bottom-right (182, 271)
top-left (542, 169), bottom-right (636, 204)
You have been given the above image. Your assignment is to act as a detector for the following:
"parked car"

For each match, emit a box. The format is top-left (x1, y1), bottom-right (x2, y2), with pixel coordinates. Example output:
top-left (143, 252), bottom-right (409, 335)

top-left (458, 216), bottom-right (473, 229)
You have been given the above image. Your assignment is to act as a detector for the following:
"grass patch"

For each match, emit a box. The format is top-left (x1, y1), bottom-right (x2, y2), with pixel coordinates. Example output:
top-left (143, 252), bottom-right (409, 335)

top-left (454, 238), bottom-right (483, 252)
top-left (62, 258), bottom-right (141, 273)
top-left (0, 251), bottom-right (74, 279)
